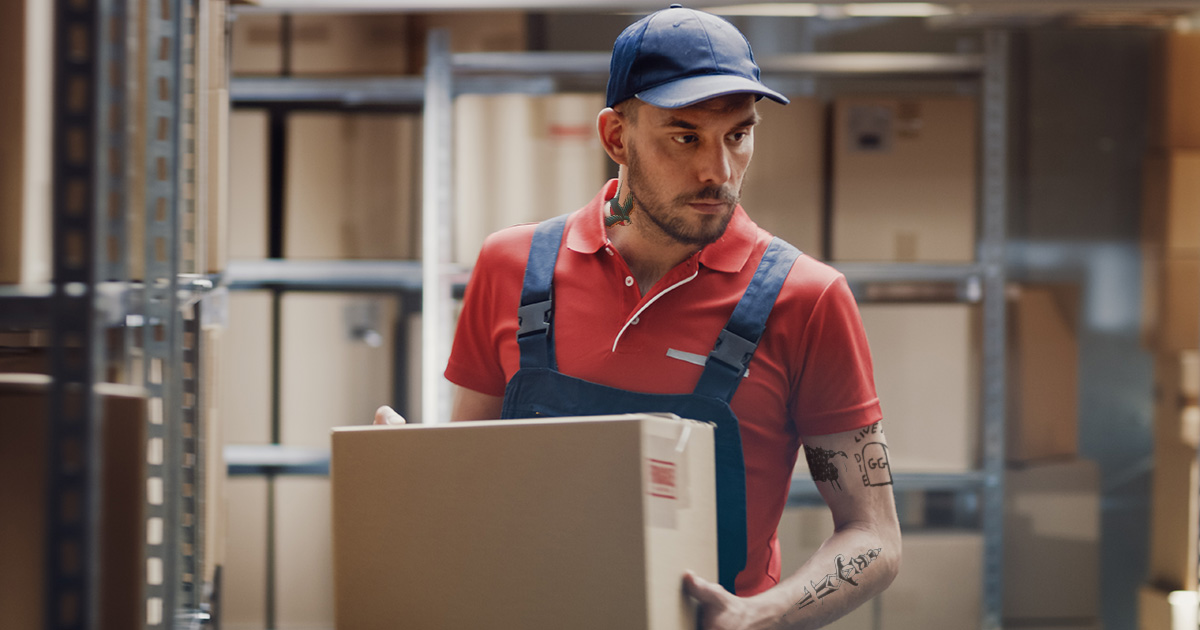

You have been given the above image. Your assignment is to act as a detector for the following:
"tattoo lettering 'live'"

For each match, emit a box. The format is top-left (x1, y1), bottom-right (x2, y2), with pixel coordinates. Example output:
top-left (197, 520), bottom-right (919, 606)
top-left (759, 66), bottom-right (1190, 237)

top-left (782, 549), bottom-right (883, 621)
top-left (804, 445), bottom-right (848, 490)
top-left (853, 422), bottom-right (883, 443)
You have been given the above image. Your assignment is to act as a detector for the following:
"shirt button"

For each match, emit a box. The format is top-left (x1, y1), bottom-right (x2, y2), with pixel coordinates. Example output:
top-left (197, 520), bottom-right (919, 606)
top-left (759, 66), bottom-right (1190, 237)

top-left (632, 317), bottom-right (640, 325)
top-left (625, 276), bottom-right (634, 287)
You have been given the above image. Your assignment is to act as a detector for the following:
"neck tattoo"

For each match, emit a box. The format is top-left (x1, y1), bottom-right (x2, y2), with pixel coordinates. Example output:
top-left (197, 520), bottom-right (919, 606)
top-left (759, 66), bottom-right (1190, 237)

top-left (605, 182), bottom-right (633, 227)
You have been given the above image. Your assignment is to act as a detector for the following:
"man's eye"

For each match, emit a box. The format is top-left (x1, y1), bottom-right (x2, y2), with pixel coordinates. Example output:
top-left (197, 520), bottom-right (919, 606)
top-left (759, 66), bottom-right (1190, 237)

top-left (729, 132), bottom-right (748, 142)
top-left (672, 135), bottom-right (698, 144)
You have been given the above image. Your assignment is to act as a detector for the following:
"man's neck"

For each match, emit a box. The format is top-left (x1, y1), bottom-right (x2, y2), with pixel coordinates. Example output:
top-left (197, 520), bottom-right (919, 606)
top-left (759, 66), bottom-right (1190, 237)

top-left (606, 182), bottom-right (700, 294)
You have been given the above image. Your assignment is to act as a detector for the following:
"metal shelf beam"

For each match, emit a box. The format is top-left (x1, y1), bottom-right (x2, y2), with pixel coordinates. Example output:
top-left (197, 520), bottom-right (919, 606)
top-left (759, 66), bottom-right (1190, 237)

top-left (223, 259), bottom-right (468, 296)
top-left (788, 471), bottom-right (990, 505)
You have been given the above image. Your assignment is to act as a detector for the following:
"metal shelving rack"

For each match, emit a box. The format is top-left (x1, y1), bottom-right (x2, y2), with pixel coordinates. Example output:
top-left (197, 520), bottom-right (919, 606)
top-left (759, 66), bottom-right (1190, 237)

top-left (2, 1), bottom-right (217, 628)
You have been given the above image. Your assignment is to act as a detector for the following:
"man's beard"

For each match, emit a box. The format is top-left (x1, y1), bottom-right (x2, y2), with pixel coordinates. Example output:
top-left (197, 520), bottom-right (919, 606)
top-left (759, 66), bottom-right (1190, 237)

top-left (625, 147), bottom-right (739, 247)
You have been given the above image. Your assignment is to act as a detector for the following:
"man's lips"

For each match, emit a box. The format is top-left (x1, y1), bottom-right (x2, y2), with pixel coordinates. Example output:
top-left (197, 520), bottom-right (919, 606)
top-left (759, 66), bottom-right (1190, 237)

top-left (688, 201), bottom-right (728, 214)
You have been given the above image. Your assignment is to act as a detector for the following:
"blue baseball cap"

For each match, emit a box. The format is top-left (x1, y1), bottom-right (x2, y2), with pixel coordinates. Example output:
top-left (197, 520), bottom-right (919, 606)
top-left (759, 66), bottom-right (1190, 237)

top-left (606, 4), bottom-right (789, 109)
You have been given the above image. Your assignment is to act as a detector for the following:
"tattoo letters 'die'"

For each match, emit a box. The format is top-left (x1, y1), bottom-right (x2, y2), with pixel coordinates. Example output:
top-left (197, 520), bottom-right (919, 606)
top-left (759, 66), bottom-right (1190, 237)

top-left (781, 549), bottom-right (883, 623)
top-left (804, 445), bottom-right (848, 491)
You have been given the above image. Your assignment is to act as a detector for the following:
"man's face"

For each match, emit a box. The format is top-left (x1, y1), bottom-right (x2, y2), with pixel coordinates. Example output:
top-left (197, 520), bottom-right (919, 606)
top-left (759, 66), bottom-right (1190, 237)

top-left (622, 94), bottom-right (758, 247)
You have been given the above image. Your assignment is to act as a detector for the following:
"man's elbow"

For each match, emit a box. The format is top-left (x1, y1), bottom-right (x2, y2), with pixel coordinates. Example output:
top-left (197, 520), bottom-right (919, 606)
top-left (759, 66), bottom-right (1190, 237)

top-left (878, 520), bottom-right (902, 590)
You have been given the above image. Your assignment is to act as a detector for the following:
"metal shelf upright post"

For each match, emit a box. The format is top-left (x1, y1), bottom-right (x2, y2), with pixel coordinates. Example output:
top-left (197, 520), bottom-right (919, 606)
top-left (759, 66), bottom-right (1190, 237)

top-left (419, 31), bottom-right (1011, 630)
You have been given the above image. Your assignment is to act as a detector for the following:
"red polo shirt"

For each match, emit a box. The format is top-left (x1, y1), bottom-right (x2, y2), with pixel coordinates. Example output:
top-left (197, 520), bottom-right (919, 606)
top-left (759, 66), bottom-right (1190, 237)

top-left (446, 179), bottom-right (882, 596)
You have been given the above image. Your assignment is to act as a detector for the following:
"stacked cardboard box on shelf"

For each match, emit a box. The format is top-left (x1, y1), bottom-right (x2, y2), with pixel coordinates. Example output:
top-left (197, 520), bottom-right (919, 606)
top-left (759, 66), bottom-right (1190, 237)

top-left (1140, 30), bottom-right (1200, 624)
top-left (830, 96), bottom-right (978, 263)
top-left (738, 98), bottom-right (826, 258)
top-left (0, 375), bottom-right (148, 630)
top-left (0, 0), bottom-right (52, 284)
top-left (230, 11), bottom-right (527, 77)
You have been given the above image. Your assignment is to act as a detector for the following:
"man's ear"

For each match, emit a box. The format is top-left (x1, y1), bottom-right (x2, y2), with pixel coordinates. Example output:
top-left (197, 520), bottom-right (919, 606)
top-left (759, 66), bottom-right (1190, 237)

top-left (597, 107), bottom-right (629, 166)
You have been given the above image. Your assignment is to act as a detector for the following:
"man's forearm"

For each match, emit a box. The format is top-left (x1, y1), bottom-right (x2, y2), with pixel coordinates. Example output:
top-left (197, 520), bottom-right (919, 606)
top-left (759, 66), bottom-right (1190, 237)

top-left (747, 525), bottom-right (899, 630)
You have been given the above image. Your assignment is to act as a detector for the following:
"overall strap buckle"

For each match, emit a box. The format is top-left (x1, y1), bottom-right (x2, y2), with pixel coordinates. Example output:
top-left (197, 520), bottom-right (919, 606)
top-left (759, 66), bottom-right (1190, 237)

top-left (517, 299), bottom-right (553, 338)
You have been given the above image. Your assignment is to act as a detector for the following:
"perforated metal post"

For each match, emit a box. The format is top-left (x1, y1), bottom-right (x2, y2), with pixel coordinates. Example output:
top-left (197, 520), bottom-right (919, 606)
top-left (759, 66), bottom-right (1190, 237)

top-left (46, 0), bottom-right (117, 626)
top-left (421, 29), bottom-right (454, 424)
top-left (979, 29), bottom-right (1010, 630)
top-left (143, 0), bottom-right (185, 627)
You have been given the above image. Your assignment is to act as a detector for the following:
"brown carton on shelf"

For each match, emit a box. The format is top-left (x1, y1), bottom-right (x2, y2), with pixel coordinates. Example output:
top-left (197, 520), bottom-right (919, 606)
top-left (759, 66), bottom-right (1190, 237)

top-left (0, 374), bottom-right (147, 630)
top-left (1148, 353), bottom-right (1200, 591)
top-left (1006, 284), bottom-right (1080, 463)
top-left (0, 0), bottom-right (52, 285)
top-left (1142, 250), bottom-right (1200, 353)
top-left (1142, 150), bottom-right (1200, 253)
top-left (738, 98), bottom-right (826, 258)
top-left (1150, 31), bottom-right (1200, 150)
top-left (847, 303), bottom-right (979, 473)
top-left (831, 96), bottom-right (978, 263)
top-left (1003, 459), bottom-right (1100, 624)
top-left (331, 414), bottom-right (717, 630)
top-left (1139, 585), bottom-right (1199, 630)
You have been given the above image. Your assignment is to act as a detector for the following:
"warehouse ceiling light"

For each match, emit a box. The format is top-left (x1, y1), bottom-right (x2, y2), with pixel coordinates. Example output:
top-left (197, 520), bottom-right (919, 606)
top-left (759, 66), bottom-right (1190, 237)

top-left (709, 3), bottom-right (955, 18)
top-left (707, 3), bottom-right (822, 16)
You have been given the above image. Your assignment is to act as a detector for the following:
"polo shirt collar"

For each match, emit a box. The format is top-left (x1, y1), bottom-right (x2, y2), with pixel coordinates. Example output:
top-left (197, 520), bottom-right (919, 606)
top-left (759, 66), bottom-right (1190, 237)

top-left (566, 179), bottom-right (757, 274)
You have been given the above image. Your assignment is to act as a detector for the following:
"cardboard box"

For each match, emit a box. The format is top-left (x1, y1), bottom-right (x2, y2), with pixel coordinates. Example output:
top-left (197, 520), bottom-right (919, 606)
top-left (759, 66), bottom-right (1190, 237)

top-left (1139, 586), bottom-right (1199, 630)
top-left (331, 414), bottom-right (717, 630)
top-left (221, 477), bottom-right (269, 627)
top-left (1143, 251), bottom-right (1200, 352)
top-left (285, 113), bottom-right (421, 260)
top-left (228, 110), bottom-right (270, 260)
top-left (407, 11), bottom-right (528, 72)
top-left (454, 93), bottom-right (607, 265)
top-left (1007, 284), bottom-right (1080, 462)
top-left (778, 508), bottom-right (982, 630)
top-left (280, 293), bottom-right (397, 445)
top-left (1151, 31), bottom-right (1200, 149)
top-left (855, 304), bottom-right (979, 472)
top-left (1142, 151), bottom-right (1200, 253)
top-left (204, 88), bottom-right (231, 273)
top-left (0, 375), bottom-right (147, 630)
top-left (1148, 412), bottom-right (1200, 592)
top-left (0, 0), bottom-right (52, 284)
top-left (831, 96), bottom-right (978, 263)
top-left (201, 327), bottom-right (227, 588)
top-left (276, 477), bottom-right (334, 628)
top-left (231, 14), bottom-right (410, 76)
top-left (1003, 459), bottom-right (1100, 623)
top-left (738, 98), bottom-right (826, 258)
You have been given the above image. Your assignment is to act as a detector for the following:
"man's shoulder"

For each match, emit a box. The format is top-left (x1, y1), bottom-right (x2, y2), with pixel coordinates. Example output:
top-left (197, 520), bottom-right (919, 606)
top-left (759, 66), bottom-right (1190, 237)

top-left (476, 222), bottom-right (540, 268)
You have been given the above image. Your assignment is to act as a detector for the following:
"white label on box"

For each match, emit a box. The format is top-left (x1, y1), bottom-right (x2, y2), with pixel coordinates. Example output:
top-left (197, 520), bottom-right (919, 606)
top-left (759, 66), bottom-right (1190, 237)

top-left (646, 433), bottom-right (691, 530)
top-left (847, 105), bottom-right (893, 153)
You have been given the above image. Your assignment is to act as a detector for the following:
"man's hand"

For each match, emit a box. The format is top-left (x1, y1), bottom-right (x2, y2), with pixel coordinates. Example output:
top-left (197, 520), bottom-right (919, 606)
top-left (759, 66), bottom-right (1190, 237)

top-left (373, 405), bottom-right (406, 425)
top-left (684, 572), bottom-right (773, 630)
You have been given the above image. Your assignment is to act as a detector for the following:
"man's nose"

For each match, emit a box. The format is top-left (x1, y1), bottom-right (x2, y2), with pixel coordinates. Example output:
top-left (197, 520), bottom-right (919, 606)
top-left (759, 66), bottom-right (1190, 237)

top-left (696, 143), bottom-right (732, 185)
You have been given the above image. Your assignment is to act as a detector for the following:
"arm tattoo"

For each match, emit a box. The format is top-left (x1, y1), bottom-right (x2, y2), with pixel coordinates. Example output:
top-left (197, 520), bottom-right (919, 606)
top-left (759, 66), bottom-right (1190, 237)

top-left (804, 445), bottom-right (848, 491)
top-left (854, 442), bottom-right (893, 487)
top-left (780, 549), bottom-right (883, 623)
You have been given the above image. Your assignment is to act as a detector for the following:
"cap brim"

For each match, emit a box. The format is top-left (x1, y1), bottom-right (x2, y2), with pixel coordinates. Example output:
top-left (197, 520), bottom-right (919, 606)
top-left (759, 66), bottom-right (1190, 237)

top-left (635, 74), bottom-right (790, 109)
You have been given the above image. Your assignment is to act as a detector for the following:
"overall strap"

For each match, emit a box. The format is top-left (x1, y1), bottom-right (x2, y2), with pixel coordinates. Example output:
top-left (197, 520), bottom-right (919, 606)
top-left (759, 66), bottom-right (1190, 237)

top-left (694, 237), bottom-right (802, 402)
top-left (517, 214), bottom-right (570, 370)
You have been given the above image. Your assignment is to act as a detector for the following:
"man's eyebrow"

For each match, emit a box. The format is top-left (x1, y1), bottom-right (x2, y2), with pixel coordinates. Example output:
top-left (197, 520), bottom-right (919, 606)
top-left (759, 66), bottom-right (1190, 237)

top-left (662, 117), bottom-right (698, 130)
top-left (660, 113), bottom-right (761, 131)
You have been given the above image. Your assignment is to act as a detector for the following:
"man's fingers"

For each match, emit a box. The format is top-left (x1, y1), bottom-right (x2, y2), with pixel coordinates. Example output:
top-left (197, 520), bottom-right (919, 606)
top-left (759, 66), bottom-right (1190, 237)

top-left (682, 571), bottom-right (727, 606)
top-left (374, 405), bottom-right (406, 425)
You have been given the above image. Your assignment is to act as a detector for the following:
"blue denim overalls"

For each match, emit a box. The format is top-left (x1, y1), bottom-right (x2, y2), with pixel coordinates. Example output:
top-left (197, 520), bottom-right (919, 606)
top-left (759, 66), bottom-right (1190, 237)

top-left (500, 214), bottom-right (800, 594)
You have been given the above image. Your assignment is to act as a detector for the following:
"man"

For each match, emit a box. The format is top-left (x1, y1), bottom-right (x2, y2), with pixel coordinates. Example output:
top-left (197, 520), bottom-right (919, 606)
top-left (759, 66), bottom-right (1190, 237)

top-left (377, 4), bottom-right (899, 628)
